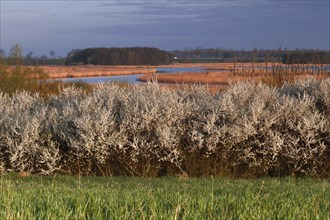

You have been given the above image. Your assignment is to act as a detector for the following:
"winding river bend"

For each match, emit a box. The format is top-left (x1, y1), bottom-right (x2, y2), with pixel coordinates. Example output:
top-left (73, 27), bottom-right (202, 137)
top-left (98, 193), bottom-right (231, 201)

top-left (58, 67), bottom-right (206, 84)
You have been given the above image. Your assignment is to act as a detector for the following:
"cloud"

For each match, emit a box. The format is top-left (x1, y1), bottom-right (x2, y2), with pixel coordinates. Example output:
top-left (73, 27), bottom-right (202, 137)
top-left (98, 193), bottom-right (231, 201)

top-left (2, 0), bottom-right (328, 54)
top-left (87, 0), bottom-right (269, 25)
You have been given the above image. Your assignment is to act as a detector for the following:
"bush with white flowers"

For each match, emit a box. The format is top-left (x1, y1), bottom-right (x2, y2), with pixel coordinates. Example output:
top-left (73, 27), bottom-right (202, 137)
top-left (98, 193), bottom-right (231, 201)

top-left (0, 78), bottom-right (329, 177)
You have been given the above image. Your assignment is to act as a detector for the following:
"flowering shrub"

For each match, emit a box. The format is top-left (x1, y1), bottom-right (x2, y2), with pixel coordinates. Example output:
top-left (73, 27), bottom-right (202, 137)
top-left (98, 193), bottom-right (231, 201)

top-left (0, 79), bottom-right (329, 177)
top-left (0, 92), bottom-right (60, 174)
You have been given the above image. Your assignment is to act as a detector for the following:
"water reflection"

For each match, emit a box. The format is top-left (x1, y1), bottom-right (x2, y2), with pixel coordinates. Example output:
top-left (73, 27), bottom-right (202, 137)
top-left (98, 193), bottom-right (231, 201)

top-left (61, 74), bottom-right (143, 84)
top-left (157, 67), bottom-right (205, 74)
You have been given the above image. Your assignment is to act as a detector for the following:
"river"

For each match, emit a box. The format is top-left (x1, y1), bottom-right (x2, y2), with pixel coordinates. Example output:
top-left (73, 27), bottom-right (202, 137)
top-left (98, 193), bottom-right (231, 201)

top-left (58, 67), bottom-right (206, 84)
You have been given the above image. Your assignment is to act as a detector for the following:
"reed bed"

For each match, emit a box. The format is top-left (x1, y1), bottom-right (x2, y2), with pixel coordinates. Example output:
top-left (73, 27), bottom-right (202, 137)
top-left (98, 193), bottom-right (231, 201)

top-left (139, 63), bottom-right (330, 86)
top-left (231, 63), bottom-right (330, 87)
top-left (34, 65), bottom-right (157, 79)
top-left (138, 71), bottom-right (260, 85)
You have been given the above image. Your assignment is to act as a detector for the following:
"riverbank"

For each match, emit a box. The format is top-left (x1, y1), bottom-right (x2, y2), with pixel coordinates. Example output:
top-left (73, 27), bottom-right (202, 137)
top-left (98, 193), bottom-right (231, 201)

top-left (138, 71), bottom-right (235, 85)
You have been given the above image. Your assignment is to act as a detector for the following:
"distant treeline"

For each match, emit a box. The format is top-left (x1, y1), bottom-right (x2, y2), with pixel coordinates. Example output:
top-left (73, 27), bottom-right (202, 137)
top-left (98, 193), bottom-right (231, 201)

top-left (1, 44), bottom-right (329, 66)
top-left (24, 58), bottom-right (66, 66)
top-left (0, 46), bottom-right (66, 66)
top-left (65, 47), bottom-right (172, 65)
top-left (282, 49), bottom-right (330, 64)
top-left (171, 48), bottom-right (330, 64)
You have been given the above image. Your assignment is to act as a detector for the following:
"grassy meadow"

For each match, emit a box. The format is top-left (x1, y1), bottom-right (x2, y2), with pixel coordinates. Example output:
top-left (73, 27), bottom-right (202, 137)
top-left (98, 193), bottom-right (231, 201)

top-left (0, 174), bottom-right (329, 219)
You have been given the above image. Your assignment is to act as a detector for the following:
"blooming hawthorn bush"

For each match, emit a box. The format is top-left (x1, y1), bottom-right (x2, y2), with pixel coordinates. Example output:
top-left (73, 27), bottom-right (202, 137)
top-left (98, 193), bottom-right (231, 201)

top-left (0, 92), bottom-right (60, 175)
top-left (0, 78), bottom-right (329, 177)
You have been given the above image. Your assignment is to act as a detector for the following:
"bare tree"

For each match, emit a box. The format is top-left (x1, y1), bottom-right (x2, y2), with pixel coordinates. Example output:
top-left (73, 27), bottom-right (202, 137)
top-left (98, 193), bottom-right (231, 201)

top-left (49, 50), bottom-right (56, 59)
top-left (26, 51), bottom-right (34, 65)
top-left (9, 43), bottom-right (23, 65)
top-left (0, 49), bottom-right (5, 64)
top-left (0, 48), bottom-right (5, 57)
top-left (27, 51), bottom-right (34, 59)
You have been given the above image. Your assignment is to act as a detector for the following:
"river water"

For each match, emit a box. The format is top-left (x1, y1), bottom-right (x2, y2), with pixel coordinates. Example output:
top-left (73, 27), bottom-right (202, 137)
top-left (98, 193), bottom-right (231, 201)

top-left (58, 67), bottom-right (206, 84)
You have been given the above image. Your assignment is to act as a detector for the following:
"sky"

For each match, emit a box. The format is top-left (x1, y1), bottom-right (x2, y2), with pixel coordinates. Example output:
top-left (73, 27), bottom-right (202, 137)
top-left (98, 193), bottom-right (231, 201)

top-left (0, 0), bottom-right (329, 56)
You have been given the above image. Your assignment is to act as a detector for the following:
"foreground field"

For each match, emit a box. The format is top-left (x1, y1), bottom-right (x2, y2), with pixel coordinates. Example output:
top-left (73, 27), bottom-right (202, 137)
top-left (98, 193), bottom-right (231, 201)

top-left (0, 175), bottom-right (328, 219)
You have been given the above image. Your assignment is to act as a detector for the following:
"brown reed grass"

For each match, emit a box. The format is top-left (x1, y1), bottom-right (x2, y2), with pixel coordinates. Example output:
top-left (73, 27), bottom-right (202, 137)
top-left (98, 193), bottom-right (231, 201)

top-left (139, 62), bottom-right (329, 87)
top-left (30, 65), bottom-right (157, 79)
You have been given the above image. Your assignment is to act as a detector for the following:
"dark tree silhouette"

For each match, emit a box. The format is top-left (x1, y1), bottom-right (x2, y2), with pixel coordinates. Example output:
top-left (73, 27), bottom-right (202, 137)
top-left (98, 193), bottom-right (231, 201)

top-left (49, 50), bottom-right (56, 59)
top-left (65, 47), bottom-right (172, 65)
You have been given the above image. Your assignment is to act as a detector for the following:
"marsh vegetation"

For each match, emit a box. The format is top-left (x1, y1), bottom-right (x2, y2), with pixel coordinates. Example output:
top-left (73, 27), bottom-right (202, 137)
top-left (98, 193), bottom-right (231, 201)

top-left (138, 62), bottom-right (329, 87)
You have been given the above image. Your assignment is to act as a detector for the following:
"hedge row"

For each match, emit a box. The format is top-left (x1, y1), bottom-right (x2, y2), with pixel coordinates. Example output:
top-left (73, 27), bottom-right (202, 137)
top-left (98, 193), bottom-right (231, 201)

top-left (0, 78), bottom-right (329, 177)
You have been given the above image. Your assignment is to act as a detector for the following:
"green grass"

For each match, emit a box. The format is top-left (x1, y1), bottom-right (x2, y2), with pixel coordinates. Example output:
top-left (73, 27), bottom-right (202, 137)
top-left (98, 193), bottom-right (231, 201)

top-left (0, 175), bottom-right (329, 219)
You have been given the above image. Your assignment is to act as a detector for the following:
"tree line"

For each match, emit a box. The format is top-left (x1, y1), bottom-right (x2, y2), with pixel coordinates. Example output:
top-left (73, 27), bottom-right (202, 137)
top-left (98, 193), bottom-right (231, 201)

top-left (65, 47), bottom-right (172, 65)
top-left (282, 49), bottom-right (330, 64)
top-left (171, 48), bottom-right (330, 64)
top-left (0, 44), bottom-right (65, 66)
top-left (1, 44), bottom-right (329, 65)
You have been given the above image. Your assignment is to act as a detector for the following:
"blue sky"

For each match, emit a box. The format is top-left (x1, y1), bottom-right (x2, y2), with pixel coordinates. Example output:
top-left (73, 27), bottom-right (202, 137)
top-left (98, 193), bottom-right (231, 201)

top-left (0, 0), bottom-right (329, 56)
